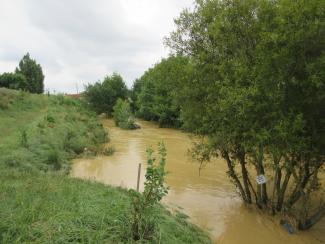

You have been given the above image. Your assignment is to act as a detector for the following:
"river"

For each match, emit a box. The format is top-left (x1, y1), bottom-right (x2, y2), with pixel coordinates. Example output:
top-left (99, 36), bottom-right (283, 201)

top-left (71, 119), bottom-right (324, 243)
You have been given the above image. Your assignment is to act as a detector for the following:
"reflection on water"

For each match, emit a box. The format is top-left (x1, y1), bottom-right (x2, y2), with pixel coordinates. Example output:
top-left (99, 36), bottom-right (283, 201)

top-left (71, 119), bottom-right (324, 244)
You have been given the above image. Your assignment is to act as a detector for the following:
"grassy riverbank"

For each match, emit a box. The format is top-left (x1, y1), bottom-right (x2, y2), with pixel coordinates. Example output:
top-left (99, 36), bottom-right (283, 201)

top-left (0, 88), bottom-right (211, 243)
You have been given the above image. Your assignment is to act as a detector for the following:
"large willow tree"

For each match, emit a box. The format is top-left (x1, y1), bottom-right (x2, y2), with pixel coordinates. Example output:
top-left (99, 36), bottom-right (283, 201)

top-left (166, 0), bottom-right (324, 229)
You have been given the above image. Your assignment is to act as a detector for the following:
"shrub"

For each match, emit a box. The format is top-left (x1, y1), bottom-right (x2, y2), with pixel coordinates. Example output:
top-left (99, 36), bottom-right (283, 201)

top-left (112, 99), bottom-right (137, 129)
top-left (0, 72), bottom-right (27, 90)
top-left (0, 88), bottom-right (16, 109)
top-left (129, 142), bottom-right (169, 241)
top-left (84, 73), bottom-right (128, 115)
top-left (20, 129), bottom-right (28, 148)
top-left (46, 150), bottom-right (61, 170)
top-left (45, 114), bottom-right (55, 124)
top-left (68, 136), bottom-right (87, 154)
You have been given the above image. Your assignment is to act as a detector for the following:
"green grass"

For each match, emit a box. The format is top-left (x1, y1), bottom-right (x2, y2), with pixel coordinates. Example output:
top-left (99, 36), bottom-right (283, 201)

top-left (0, 88), bottom-right (211, 243)
top-left (0, 88), bottom-right (108, 173)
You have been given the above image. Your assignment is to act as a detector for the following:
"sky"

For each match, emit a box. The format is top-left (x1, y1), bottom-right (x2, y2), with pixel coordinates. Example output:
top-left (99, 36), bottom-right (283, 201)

top-left (0, 0), bottom-right (193, 93)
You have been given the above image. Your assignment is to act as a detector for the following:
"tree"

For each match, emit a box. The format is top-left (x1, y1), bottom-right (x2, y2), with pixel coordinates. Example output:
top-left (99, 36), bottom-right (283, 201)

top-left (133, 56), bottom-right (191, 127)
top-left (84, 73), bottom-right (128, 115)
top-left (167, 0), bottom-right (324, 229)
top-left (15, 53), bottom-right (44, 93)
top-left (112, 98), bottom-right (137, 129)
top-left (0, 72), bottom-right (27, 90)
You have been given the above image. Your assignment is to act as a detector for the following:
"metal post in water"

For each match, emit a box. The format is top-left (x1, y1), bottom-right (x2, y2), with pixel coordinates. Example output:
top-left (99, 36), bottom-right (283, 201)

top-left (136, 163), bottom-right (141, 192)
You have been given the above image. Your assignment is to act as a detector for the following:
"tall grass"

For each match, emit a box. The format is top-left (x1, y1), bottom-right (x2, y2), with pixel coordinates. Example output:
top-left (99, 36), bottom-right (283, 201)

top-left (0, 88), bottom-right (108, 173)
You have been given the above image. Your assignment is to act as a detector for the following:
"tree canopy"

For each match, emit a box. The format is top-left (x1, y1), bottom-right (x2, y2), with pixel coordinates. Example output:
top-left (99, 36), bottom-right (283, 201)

top-left (164, 0), bottom-right (324, 229)
top-left (0, 73), bottom-right (27, 90)
top-left (132, 56), bottom-right (191, 127)
top-left (15, 53), bottom-right (44, 93)
top-left (84, 73), bottom-right (128, 115)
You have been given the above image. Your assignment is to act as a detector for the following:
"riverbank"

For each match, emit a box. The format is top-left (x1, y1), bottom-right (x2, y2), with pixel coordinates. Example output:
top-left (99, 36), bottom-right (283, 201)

top-left (73, 118), bottom-right (325, 244)
top-left (0, 88), bottom-right (211, 243)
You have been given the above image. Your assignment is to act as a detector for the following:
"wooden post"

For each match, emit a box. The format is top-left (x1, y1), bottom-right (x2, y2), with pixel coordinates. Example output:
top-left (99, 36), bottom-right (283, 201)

top-left (136, 163), bottom-right (141, 192)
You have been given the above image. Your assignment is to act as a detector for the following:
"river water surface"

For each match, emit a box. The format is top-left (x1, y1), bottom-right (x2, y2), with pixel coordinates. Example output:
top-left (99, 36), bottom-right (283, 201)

top-left (71, 119), bottom-right (324, 243)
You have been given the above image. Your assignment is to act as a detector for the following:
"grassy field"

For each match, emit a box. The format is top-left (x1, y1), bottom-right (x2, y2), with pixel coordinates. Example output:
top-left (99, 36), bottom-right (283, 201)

top-left (0, 88), bottom-right (211, 243)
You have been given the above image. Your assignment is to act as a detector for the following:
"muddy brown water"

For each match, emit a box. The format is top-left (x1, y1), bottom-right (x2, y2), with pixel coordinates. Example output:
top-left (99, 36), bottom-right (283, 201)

top-left (71, 119), bottom-right (324, 243)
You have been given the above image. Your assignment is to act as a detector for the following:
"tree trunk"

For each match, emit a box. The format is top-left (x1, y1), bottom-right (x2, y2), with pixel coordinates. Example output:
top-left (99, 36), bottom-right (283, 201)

top-left (248, 176), bottom-right (259, 207)
top-left (272, 160), bottom-right (282, 212)
top-left (276, 170), bottom-right (291, 211)
top-left (239, 151), bottom-right (252, 204)
top-left (298, 204), bottom-right (325, 230)
top-left (287, 161), bottom-right (323, 210)
top-left (222, 150), bottom-right (248, 203)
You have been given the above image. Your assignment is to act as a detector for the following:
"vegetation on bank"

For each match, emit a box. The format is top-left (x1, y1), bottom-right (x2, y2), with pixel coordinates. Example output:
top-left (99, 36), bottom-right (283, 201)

top-left (0, 53), bottom-right (44, 94)
top-left (112, 98), bottom-right (138, 130)
top-left (0, 88), bottom-right (211, 243)
top-left (84, 73), bottom-right (128, 115)
top-left (130, 0), bottom-right (324, 230)
top-left (84, 73), bottom-right (140, 130)
top-left (0, 88), bottom-right (108, 173)
top-left (131, 56), bottom-right (191, 128)
top-left (129, 143), bottom-right (169, 241)
top-left (0, 170), bottom-right (210, 243)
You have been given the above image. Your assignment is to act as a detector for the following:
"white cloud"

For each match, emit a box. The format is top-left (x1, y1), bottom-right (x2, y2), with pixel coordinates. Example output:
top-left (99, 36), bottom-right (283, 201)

top-left (0, 0), bottom-right (193, 93)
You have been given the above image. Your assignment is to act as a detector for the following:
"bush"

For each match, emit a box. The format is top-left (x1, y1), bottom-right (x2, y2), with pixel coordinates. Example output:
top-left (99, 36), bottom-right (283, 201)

top-left (45, 114), bottom-right (55, 124)
top-left (129, 142), bottom-right (169, 241)
top-left (46, 150), bottom-right (61, 170)
top-left (84, 73), bottom-right (128, 115)
top-left (68, 136), bottom-right (88, 154)
top-left (112, 99), bottom-right (137, 130)
top-left (0, 72), bottom-right (27, 90)
top-left (0, 88), bottom-right (17, 109)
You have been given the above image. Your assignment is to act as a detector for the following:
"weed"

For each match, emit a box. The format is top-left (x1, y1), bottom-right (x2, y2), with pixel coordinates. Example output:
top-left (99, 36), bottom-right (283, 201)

top-left (20, 129), bottom-right (28, 147)
top-left (46, 150), bottom-right (61, 170)
top-left (45, 114), bottom-right (55, 123)
top-left (102, 146), bottom-right (115, 156)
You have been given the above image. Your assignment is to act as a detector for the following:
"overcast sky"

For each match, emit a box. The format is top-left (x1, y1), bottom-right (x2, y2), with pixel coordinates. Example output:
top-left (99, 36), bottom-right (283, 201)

top-left (0, 0), bottom-right (193, 93)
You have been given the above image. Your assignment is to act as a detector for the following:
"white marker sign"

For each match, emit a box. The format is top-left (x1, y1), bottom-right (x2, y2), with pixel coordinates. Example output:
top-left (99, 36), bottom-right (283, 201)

top-left (256, 174), bottom-right (267, 185)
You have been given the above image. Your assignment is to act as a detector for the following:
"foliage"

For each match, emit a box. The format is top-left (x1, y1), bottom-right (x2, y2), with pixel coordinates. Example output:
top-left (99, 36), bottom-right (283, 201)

top-left (20, 129), bottom-right (28, 148)
top-left (0, 88), bottom-right (108, 173)
top-left (15, 53), bottom-right (44, 94)
top-left (0, 88), bottom-right (17, 109)
top-left (0, 89), bottom-right (211, 243)
top-left (132, 56), bottom-right (192, 127)
top-left (166, 0), bottom-right (325, 229)
top-left (0, 72), bottom-right (28, 90)
top-left (112, 98), bottom-right (137, 129)
top-left (84, 73), bottom-right (128, 115)
top-left (0, 169), bottom-right (211, 244)
top-left (129, 142), bottom-right (169, 241)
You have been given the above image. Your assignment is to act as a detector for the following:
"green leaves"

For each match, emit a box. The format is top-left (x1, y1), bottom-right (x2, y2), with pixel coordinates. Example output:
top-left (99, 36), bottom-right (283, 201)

top-left (112, 98), bottom-right (136, 130)
top-left (84, 73), bottom-right (128, 115)
top-left (0, 72), bottom-right (27, 91)
top-left (144, 142), bottom-right (169, 202)
top-left (133, 56), bottom-right (191, 127)
top-left (166, 0), bottom-right (324, 220)
top-left (15, 53), bottom-right (44, 94)
top-left (129, 142), bottom-right (169, 241)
